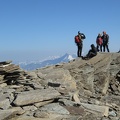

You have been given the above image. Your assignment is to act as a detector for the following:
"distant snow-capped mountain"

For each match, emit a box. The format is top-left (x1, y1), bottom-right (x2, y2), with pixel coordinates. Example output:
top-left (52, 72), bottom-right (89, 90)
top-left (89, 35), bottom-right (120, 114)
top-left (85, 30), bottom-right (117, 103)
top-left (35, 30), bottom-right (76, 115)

top-left (19, 53), bottom-right (77, 71)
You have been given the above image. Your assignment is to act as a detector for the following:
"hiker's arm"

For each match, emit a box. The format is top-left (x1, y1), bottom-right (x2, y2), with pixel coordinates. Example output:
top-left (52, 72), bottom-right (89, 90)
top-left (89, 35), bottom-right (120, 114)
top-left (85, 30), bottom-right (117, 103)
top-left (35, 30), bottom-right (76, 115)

top-left (80, 33), bottom-right (86, 39)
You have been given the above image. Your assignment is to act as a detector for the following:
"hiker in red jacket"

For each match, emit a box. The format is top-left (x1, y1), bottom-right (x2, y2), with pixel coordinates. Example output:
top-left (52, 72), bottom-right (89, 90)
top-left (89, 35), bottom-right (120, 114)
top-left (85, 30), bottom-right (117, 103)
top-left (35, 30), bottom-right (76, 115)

top-left (74, 31), bottom-right (86, 57)
top-left (96, 33), bottom-right (103, 52)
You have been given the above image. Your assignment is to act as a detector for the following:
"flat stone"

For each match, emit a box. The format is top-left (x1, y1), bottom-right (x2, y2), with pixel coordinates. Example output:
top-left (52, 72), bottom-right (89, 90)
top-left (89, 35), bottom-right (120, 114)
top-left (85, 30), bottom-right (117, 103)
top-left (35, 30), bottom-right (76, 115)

top-left (81, 103), bottom-right (109, 117)
top-left (22, 105), bottom-right (37, 111)
top-left (0, 60), bottom-right (12, 65)
top-left (0, 98), bottom-right (11, 110)
top-left (35, 99), bottom-right (54, 107)
top-left (40, 103), bottom-right (70, 115)
top-left (0, 107), bottom-right (23, 120)
top-left (13, 88), bottom-right (61, 106)
top-left (111, 84), bottom-right (118, 92)
top-left (65, 106), bottom-right (85, 115)
top-left (0, 83), bottom-right (7, 87)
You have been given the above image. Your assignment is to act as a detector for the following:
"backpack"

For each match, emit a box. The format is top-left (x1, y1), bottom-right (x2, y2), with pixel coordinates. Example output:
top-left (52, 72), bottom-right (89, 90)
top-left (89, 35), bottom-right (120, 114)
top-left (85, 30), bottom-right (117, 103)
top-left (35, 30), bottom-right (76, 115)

top-left (96, 37), bottom-right (102, 45)
top-left (75, 35), bottom-right (81, 43)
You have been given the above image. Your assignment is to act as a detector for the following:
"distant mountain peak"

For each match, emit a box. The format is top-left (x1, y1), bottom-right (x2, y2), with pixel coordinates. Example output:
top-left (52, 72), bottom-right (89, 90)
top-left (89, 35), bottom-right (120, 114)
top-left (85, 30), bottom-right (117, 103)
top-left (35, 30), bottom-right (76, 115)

top-left (19, 53), bottom-right (77, 71)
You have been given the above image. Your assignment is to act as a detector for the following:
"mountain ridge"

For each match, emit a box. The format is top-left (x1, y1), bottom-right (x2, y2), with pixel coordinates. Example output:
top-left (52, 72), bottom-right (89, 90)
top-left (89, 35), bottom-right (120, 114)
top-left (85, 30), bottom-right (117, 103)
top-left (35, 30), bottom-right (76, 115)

top-left (19, 53), bottom-right (77, 70)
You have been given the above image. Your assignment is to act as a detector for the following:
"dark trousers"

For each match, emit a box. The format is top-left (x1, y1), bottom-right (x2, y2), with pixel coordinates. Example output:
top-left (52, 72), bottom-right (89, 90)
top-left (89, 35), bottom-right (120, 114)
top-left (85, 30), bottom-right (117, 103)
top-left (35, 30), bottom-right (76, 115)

top-left (103, 44), bottom-right (109, 52)
top-left (87, 51), bottom-right (96, 58)
top-left (96, 45), bottom-right (102, 52)
top-left (77, 45), bottom-right (82, 57)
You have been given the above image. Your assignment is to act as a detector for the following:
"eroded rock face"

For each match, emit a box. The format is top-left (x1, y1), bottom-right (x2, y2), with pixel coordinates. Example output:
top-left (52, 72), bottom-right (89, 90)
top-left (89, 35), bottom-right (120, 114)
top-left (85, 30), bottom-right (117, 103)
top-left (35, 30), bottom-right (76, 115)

top-left (0, 53), bottom-right (120, 120)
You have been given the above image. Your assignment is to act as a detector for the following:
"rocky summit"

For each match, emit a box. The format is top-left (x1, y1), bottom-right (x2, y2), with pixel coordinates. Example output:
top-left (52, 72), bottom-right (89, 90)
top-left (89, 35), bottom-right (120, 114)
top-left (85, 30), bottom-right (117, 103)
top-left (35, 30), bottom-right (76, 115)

top-left (0, 52), bottom-right (120, 120)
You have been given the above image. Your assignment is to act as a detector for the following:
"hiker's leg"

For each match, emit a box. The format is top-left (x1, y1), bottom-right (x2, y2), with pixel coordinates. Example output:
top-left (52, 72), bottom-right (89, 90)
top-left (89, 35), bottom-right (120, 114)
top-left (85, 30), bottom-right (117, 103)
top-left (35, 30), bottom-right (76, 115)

top-left (103, 45), bottom-right (105, 52)
top-left (89, 52), bottom-right (96, 58)
top-left (79, 46), bottom-right (82, 57)
top-left (106, 45), bottom-right (110, 52)
top-left (87, 50), bottom-right (91, 58)
top-left (100, 45), bottom-right (102, 52)
top-left (96, 45), bottom-right (99, 52)
top-left (77, 45), bottom-right (81, 57)
top-left (77, 45), bottom-right (79, 57)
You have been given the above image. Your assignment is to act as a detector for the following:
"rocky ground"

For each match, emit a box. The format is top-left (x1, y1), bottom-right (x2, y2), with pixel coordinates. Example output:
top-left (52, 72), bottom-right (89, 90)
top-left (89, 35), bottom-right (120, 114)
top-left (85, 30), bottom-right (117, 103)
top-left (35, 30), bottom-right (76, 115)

top-left (0, 52), bottom-right (120, 120)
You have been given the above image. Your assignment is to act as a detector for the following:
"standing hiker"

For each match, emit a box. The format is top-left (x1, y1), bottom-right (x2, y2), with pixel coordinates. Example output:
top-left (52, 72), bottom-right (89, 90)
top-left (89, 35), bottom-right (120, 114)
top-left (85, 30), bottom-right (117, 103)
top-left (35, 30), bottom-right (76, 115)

top-left (101, 31), bottom-right (110, 52)
top-left (74, 31), bottom-right (86, 57)
top-left (96, 33), bottom-right (103, 52)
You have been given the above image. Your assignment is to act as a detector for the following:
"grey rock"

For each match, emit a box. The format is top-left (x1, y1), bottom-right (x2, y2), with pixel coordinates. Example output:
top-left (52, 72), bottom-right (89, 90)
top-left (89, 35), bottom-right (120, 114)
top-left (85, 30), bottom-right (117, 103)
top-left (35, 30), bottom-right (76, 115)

top-left (13, 88), bottom-right (61, 106)
top-left (0, 97), bottom-right (11, 110)
top-left (40, 103), bottom-right (70, 115)
top-left (0, 53), bottom-right (120, 120)
top-left (0, 107), bottom-right (23, 120)
top-left (109, 110), bottom-right (117, 117)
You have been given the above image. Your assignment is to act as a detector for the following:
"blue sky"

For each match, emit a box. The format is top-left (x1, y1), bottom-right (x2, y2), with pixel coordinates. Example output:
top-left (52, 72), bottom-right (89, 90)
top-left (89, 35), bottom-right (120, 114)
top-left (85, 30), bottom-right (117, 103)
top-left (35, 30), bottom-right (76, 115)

top-left (0, 0), bottom-right (120, 62)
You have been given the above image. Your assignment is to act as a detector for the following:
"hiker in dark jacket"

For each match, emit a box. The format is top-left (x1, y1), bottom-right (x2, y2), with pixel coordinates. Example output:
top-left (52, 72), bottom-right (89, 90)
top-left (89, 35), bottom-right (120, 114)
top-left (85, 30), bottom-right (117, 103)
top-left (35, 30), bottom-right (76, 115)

top-left (87, 44), bottom-right (97, 58)
top-left (82, 44), bottom-right (97, 60)
top-left (101, 31), bottom-right (110, 52)
top-left (75, 31), bottom-right (86, 57)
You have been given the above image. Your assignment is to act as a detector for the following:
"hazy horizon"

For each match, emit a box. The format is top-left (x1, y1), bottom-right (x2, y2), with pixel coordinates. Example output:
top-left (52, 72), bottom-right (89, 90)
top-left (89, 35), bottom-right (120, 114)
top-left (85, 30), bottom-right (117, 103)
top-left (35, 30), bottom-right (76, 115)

top-left (0, 0), bottom-right (120, 62)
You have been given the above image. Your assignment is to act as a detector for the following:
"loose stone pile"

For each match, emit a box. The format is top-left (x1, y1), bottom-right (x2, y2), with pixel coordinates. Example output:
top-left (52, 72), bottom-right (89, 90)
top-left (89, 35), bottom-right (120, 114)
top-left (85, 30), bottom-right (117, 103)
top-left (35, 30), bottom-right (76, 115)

top-left (0, 53), bottom-right (120, 120)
